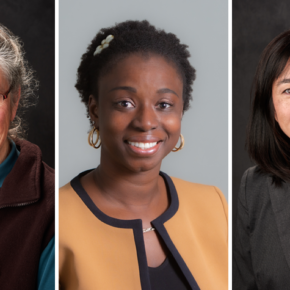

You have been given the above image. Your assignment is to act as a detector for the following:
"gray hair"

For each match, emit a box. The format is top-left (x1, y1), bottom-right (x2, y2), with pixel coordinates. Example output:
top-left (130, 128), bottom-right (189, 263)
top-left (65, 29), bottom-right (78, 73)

top-left (0, 23), bottom-right (39, 139)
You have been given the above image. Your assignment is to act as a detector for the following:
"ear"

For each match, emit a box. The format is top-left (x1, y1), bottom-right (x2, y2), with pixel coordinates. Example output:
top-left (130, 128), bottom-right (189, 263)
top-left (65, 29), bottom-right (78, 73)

top-left (88, 95), bottom-right (99, 128)
top-left (10, 87), bottom-right (21, 122)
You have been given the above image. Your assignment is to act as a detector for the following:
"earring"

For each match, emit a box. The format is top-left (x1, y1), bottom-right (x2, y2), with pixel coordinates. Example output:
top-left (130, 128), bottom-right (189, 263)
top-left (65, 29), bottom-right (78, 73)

top-left (172, 134), bottom-right (184, 152)
top-left (88, 127), bottom-right (101, 149)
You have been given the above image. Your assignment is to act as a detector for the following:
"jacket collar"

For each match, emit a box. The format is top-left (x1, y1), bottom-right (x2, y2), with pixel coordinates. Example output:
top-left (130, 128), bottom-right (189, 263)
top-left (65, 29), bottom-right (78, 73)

top-left (0, 139), bottom-right (42, 208)
top-left (268, 176), bottom-right (290, 270)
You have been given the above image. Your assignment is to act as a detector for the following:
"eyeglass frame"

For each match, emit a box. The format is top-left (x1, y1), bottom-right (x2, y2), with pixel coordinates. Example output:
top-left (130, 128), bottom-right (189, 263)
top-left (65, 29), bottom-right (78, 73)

top-left (0, 86), bottom-right (11, 102)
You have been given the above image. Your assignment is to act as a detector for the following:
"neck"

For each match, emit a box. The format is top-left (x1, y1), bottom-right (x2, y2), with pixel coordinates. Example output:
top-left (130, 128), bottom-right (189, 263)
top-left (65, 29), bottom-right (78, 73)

top-left (94, 151), bottom-right (163, 208)
top-left (0, 138), bottom-right (11, 164)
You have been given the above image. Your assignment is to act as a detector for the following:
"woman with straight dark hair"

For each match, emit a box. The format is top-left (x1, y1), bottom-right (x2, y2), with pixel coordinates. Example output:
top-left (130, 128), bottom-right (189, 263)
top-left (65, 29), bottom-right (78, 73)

top-left (233, 30), bottom-right (290, 289)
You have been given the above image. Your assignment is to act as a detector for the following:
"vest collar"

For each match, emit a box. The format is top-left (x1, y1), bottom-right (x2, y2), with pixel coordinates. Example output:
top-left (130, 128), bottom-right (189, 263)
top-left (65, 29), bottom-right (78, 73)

top-left (0, 139), bottom-right (42, 208)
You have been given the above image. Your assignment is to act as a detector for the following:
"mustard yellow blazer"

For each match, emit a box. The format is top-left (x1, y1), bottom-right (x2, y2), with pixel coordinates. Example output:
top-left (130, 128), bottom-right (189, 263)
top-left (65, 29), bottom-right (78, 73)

top-left (59, 171), bottom-right (228, 290)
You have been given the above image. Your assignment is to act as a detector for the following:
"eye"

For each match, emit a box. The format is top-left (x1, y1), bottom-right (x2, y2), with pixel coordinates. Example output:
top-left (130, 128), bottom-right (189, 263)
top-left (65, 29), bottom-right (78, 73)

top-left (158, 102), bottom-right (172, 109)
top-left (117, 100), bottom-right (134, 108)
top-left (283, 88), bottom-right (290, 94)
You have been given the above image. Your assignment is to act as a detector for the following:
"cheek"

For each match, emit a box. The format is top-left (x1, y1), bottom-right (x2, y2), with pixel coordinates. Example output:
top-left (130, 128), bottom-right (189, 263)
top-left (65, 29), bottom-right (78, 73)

top-left (275, 101), bottom-right (290, 122)
top-left (162, 114), bottom-right (182, 136)
top-left (275, 100), bottom-right (290, 136)
top-left (98, 110), bottom-right (129, 149)
top-left (99, 109), bottom-right (128, 133)
top-left (0, 108), bottom-right (11, 147)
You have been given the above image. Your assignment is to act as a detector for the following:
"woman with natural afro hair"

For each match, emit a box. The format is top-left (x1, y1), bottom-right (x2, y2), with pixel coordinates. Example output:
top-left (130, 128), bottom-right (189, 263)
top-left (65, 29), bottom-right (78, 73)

top-left (59, 20), bottom-right (227, 290)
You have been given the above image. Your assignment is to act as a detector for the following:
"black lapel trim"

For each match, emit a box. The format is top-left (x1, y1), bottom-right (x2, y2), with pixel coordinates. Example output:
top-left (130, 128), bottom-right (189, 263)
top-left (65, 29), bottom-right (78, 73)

top-left (71, 170), bottom-right (151, 289)
top-left (152, 172), bottom-right (200, 290)
top-left (133, 228), bottom-right (152, 290)
top-left (268, 177), bottom-right (290, 270)
top-left (70, 170), bottom-right (199, 290)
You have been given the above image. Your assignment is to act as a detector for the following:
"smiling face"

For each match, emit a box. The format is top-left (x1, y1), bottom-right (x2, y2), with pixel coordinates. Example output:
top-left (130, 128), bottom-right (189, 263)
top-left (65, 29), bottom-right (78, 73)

top-left (272, 60), bottom-right (290, 138)
top-left (89, 54), bottom-right (184, 173)
top-left (0, 67), bottom-right (20, 163)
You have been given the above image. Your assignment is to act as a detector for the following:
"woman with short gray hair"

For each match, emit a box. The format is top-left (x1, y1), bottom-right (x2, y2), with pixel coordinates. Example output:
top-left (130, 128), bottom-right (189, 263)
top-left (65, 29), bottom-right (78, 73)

top-left (0, 23), bottom-right (55, 290)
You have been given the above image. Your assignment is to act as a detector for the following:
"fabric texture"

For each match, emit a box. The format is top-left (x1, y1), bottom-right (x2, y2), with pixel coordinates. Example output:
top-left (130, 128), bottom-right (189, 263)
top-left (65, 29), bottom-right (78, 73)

top-left (59, 171), bottom-right (228, 290)
top-left (0, 139), bottom-right (55, 290)
top-left (233, 166), bottom-right (290, 289)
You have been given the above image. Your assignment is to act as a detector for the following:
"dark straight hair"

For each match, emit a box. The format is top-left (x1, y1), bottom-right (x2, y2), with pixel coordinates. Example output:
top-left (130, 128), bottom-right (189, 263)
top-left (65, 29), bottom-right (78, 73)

top-left (247, 30), bottom-right (290, 185)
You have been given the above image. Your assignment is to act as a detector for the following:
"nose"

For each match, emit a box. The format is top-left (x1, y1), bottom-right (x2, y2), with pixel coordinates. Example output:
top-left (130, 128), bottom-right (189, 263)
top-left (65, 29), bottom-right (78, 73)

top-left (131, 103), bottom-right (158, 132)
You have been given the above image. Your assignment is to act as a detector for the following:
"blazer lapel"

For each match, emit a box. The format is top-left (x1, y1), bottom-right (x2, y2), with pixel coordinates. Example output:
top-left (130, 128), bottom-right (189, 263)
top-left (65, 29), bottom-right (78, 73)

top-left (268, 177), bottom-right (290, 269)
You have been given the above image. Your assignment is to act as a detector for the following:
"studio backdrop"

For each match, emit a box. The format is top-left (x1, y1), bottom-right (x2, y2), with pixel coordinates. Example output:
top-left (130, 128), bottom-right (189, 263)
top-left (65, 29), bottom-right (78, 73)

top-left (233, 0), bottom-right (290, 224)
top-left (1, 0), bottom-right (55, 168)
top-left (59, 0), bottom-right (228, 199)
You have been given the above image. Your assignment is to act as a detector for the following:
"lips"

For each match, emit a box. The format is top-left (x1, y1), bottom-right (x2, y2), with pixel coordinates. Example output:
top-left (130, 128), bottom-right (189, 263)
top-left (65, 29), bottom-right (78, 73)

top-left (127, 141), bottom-right (158, 150)
top-left (125, 138), bottom-right (162, 155)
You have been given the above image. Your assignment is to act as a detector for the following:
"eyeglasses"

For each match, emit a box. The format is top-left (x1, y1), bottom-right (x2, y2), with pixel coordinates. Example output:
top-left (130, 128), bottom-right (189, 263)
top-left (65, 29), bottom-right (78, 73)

top-left (0, 87), bottom-right (11, 106)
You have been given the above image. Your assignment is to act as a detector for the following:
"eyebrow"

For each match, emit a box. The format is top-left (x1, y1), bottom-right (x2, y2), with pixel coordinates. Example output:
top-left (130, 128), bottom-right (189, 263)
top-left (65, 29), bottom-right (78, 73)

top-left (157, 88), bottom-right (179, 97)
top-left (109, 86), bottom-right (179, 97)
top-left (109, 86), bottom-right (136, 93)
top-left (277, 78), bottom-right (290, 86)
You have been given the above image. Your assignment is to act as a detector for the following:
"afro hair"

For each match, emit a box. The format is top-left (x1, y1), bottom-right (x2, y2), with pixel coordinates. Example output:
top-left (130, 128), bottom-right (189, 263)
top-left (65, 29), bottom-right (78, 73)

top-left (75, 20), bottom-right (196, 120)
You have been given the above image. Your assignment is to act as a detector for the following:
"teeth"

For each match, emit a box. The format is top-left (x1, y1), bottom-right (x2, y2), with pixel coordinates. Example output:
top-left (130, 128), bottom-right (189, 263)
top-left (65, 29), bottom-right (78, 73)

top-left (128, 141), bottom-right (157, 149)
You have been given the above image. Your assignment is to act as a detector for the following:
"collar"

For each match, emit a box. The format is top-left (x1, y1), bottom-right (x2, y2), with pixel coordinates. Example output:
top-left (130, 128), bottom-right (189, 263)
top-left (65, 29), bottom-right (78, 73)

top-left (0, 139), bottom-right (43, 208)
top-left (70, 170), bottom-right (200, 289)
top-left (70, 170), bottom-right (179, 229)
top-left (70, 170), bottom-right (181, 290)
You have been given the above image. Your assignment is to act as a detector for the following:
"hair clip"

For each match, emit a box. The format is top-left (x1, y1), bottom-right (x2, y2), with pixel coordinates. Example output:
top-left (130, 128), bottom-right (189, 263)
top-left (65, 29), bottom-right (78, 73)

top-left (93, 35), bottom-right (114, 56)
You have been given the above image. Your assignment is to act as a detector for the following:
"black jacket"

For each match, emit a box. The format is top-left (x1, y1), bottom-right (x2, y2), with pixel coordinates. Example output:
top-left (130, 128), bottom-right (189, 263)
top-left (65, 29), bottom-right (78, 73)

top-left (233, 166), bottom-right (290, 289)
top-left (0, 140), bottom-right (54, 289)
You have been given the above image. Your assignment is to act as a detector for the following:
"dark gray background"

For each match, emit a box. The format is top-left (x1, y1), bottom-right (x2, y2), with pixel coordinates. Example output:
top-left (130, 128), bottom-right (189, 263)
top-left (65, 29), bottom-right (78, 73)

top-left (1, 0), bottom-right (55, 168)
top-left (233, 0), bottom-right (289, 225)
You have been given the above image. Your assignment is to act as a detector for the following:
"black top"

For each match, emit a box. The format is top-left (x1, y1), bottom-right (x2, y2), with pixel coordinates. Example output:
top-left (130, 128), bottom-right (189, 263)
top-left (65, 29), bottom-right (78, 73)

top-left (233, 166), bottom-right (290, 289)
top-left (149, 255), bottom-right (191, 290)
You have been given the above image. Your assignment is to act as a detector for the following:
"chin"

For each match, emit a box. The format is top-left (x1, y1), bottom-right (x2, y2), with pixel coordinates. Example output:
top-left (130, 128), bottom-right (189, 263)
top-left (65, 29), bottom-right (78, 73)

top-left (123, 158), bottom-right (162, 173)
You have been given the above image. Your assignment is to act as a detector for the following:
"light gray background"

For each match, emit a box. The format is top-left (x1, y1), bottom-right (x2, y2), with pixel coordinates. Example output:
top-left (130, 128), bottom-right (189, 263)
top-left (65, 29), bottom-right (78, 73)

top-left (59, 0), bottom-right (228, 199)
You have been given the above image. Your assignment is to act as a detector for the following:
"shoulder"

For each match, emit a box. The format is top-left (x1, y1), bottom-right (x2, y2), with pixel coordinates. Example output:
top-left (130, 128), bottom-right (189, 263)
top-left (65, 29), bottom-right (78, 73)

top-left (240, 165), bottom-right (270, 194)
top-left (241, 165), bottom-right (268, 186)
top-left (15, 138), bottom-right (55, 181)
top-left (59, 181), bottom-right (83, 217)
top-left (238, 165), bottom-right (270, 211)
top-left (170, 176), bottom-right (228, 223)
top-left (59, 182), bottom-right (75, 203)
top-left (41, 161), bottom-right (55, 196)
top-left (167, 176), bottom-right (228, 247)
top-left (171, 176), bottom-right (227, 205)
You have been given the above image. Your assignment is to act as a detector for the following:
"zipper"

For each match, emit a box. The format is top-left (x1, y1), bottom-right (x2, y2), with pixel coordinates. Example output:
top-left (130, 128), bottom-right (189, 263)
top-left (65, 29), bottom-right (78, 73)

top-left (0, 199), bottom-right (38, 210)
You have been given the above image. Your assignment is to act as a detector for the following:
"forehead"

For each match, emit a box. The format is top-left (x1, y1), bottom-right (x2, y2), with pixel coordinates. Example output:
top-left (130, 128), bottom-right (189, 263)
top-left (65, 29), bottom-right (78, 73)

top-left (276, 59), bottom-right (290, 81)
top-left (98, 53), bottom-right (183, 88)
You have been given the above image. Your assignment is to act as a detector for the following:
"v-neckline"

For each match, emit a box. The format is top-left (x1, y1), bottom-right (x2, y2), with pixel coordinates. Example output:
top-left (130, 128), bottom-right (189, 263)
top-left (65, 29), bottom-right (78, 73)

top-left (70, 170), bottom-right (179, 229)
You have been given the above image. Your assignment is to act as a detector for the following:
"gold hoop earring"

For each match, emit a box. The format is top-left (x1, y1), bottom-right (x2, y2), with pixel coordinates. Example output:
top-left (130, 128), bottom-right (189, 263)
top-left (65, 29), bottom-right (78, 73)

top-left (172, 134), bottom-right (184, 152)
top-left (88, 127), bottom-right (101, 149)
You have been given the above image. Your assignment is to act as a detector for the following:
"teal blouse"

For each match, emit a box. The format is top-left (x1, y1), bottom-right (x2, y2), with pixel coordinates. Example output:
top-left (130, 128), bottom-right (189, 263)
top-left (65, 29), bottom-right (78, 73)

top-left (0, 141), bottom-right (55, 289)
